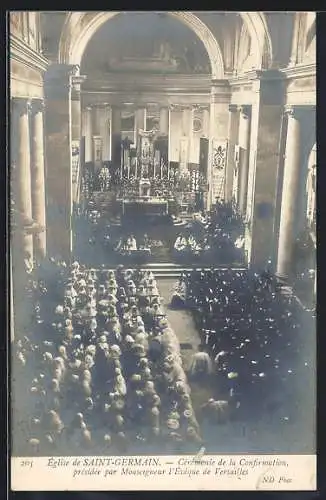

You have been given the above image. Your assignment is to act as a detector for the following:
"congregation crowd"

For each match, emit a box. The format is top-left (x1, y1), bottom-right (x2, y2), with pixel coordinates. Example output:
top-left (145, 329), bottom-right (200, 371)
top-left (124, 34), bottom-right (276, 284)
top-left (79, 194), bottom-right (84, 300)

top-left (171, 267), bottom-right (314, 421)
top-left (14, 261), bottom-right (205, 456)
top-left (172, 200), bottom-right (245, 264)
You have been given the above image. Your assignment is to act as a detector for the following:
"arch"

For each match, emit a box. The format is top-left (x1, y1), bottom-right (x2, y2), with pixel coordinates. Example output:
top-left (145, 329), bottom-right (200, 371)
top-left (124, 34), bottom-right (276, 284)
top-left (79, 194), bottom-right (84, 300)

top-left (239, 12), bottom-right (273, 69)
top-left (58, 12), bottom-right (273, 79)
top-left (306, 16), bottom-right (316, 52)
top-left (59, 12), bottom-right (223, 79)
top-left (306, 12), bottom-right (316, 36)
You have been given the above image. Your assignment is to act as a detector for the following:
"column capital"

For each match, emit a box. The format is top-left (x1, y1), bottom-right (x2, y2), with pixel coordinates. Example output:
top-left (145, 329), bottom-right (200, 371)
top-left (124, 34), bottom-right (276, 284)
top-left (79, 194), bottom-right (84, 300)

top-left (240, 105), bottom-right (251, 119)
top-left (169, 104), bottom-right (190, 112)
top-left (229, 104), bottom-right (238, 113)
top-left (193, 104), bottom-right (209, 112)
top-left (31, 99), bottom-right (45, 114)
top-left (284, 105), bottom-right (300, 120)
top-left (45, 64), bottom-right (81, 98)
top-left (12, 97), bottom-right (32, 116)
top-left (71, 75), bottom-right (87, 85)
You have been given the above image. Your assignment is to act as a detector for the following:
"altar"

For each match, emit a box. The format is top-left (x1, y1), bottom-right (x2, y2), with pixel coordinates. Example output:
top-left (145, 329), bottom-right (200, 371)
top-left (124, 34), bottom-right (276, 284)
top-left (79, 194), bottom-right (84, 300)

top-left (120, 197), bottom-right (169, 217)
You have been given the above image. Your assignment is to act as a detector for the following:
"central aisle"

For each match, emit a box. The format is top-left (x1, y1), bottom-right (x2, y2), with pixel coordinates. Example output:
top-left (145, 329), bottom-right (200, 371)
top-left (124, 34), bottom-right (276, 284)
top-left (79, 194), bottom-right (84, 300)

top-left (157, 278), bottom-right (215, 410)
top-left (156, 279), bottom-right (198, 370)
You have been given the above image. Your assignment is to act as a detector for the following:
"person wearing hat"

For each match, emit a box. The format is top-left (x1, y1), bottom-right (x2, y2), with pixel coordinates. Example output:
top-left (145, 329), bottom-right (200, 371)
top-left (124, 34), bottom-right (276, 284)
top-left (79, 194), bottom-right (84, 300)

top-left (110, 344), bottom-right (122, 359)
top-left (148, 335), bottom-right (164, 363)
top-left (152, 303), bottom-right (165, 321)
top-left (131, 343), bottom-right (146, 360)
top-left (127, 282), bottom-right (137, 297)
top-left (97, 284), bottom-right (106, 300)
top-left (88, 268), bottom-right (98, 281)
top-left (186, 425), bottom-right (202, 445)
top-left (114, 374), bottom-right (127, 397)
top-left (134, 331), bottom-right (149, 351)
top-left (106, 293), bottom-right (118, 306)
top-left (64, 319), bottom-right (74, 342)
top-left (108, 276), bottom-right (118, 290)
top-left (76, 275), bottom-right (87, 290)
top-left (106, 304), bottom-right (118, 320)
top-left (189, 344), bottom-right (213, 382)
top-left (102, 433), bottom-right (112, 450)
top-left (200, 398), bottom-right (230, 425)
top-left (87, 284), bottom-right (96, 299)
top-left (55, 304), bottom-right (64, 316)
top-left (117, 286), bottom-right (127, 301)
top-left (146, 405), bottom-right (160, 430)
top-left (141, 367), bottom-right (153, 383)
top-left (181, 405), bottom-right (200, 435)
top-left (106, 269), bottom-right (116, 280)
top-left (138, 357), bottom-right (149, 370)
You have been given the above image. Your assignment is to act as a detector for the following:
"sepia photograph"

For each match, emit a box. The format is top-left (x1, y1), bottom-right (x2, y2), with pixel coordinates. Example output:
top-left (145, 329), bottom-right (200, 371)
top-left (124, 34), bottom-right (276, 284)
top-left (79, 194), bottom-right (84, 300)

top-left (9, 10), bottom-right (316, 487)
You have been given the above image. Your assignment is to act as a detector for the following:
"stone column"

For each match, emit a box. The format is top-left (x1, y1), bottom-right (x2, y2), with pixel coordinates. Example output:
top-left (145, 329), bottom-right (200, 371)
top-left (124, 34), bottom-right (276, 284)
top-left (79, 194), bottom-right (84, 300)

top-left (168, 105), bottom-right (183, 163)
top-left (159, 107), bottom-right (169, 136)
top-left (84, 107), bottom-right (93, 163)
top-left (92, 105), bottom-right (101, 136)
top-left (44, 63), bottom-right (77, 261)
top-left (100, 104), bottom-right (111, 162)
top-left (111, 107), bottom-right (122, 167)
top-left (134, 108), bottom-right (147, 148)
top-left (71, 76), bottom-right (86, 142)
top-left (276, 106), bottom-right (301, 278)
top-left (225, 104), bottom-right (239, 202)
top-left (244, 73), bottom-right (284, 270)
top-left (30, 99), bottom-right (46, 259)
top-left (238, 105), bottom-right (251, 214)
top-left (15, 98), bottom-right (33, 260)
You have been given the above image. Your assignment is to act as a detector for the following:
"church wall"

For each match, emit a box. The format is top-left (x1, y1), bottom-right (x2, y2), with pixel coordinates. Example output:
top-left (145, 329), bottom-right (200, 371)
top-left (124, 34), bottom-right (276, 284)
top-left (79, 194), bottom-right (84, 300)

top-left (211, 102), bottom-right (229, 141)
top-left (10, 64), bottom-right (44, 99)
top-left (169, 110), bottom-right (183, 163)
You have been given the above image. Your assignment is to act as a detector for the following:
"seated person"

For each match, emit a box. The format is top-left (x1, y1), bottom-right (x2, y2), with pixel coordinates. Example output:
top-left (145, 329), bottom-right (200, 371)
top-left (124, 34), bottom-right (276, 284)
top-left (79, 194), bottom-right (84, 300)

top-left (114, 237), bottom-right (123, 252)
top-left (174, 234), bottom-right (188, 252)
top-left (234, 235), bottom-right (245, 249)
top-left (170, 281), bottom-right (186, 309)
top-left (139, 233), bottom-right (150, 250)
top-left (188, 235), bottom-right (201, 255)
top-left (126, 235), bottom-right (137, 252)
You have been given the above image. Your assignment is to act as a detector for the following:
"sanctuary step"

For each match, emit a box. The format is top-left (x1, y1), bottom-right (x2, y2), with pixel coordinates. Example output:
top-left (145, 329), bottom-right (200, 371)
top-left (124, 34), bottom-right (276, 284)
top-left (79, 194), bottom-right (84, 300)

top-left (95, 263), bottom-right (248, 279)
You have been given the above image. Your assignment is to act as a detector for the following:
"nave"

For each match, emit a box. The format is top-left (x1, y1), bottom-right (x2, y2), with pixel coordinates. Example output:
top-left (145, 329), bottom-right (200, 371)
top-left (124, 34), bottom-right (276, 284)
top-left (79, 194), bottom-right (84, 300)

top-left (13, 254), bottom-right (315, 456)
top-left (10, 11), bottom-right (316, 459)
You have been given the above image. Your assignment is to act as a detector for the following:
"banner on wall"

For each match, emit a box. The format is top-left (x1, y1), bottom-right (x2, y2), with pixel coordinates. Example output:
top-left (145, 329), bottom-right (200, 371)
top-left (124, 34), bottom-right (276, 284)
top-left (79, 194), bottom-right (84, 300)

top-left (232, 144), bottom-right (240, 205)
top-left (93, 136), bottom-right (103, 172)
top-left (211, 140), bottom-right (227, 202)
top-left (140, 134), bottom-right (154, 165)
top-left (179, 137), bottom-right (189, 173)
top-left (71, 141), bottom-right (80, 184)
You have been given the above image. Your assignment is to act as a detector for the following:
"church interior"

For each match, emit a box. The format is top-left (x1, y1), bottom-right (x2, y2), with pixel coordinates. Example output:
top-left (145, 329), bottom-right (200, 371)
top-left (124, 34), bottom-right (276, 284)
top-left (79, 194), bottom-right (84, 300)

top-left (10, 11), bottom-right (316, 456)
